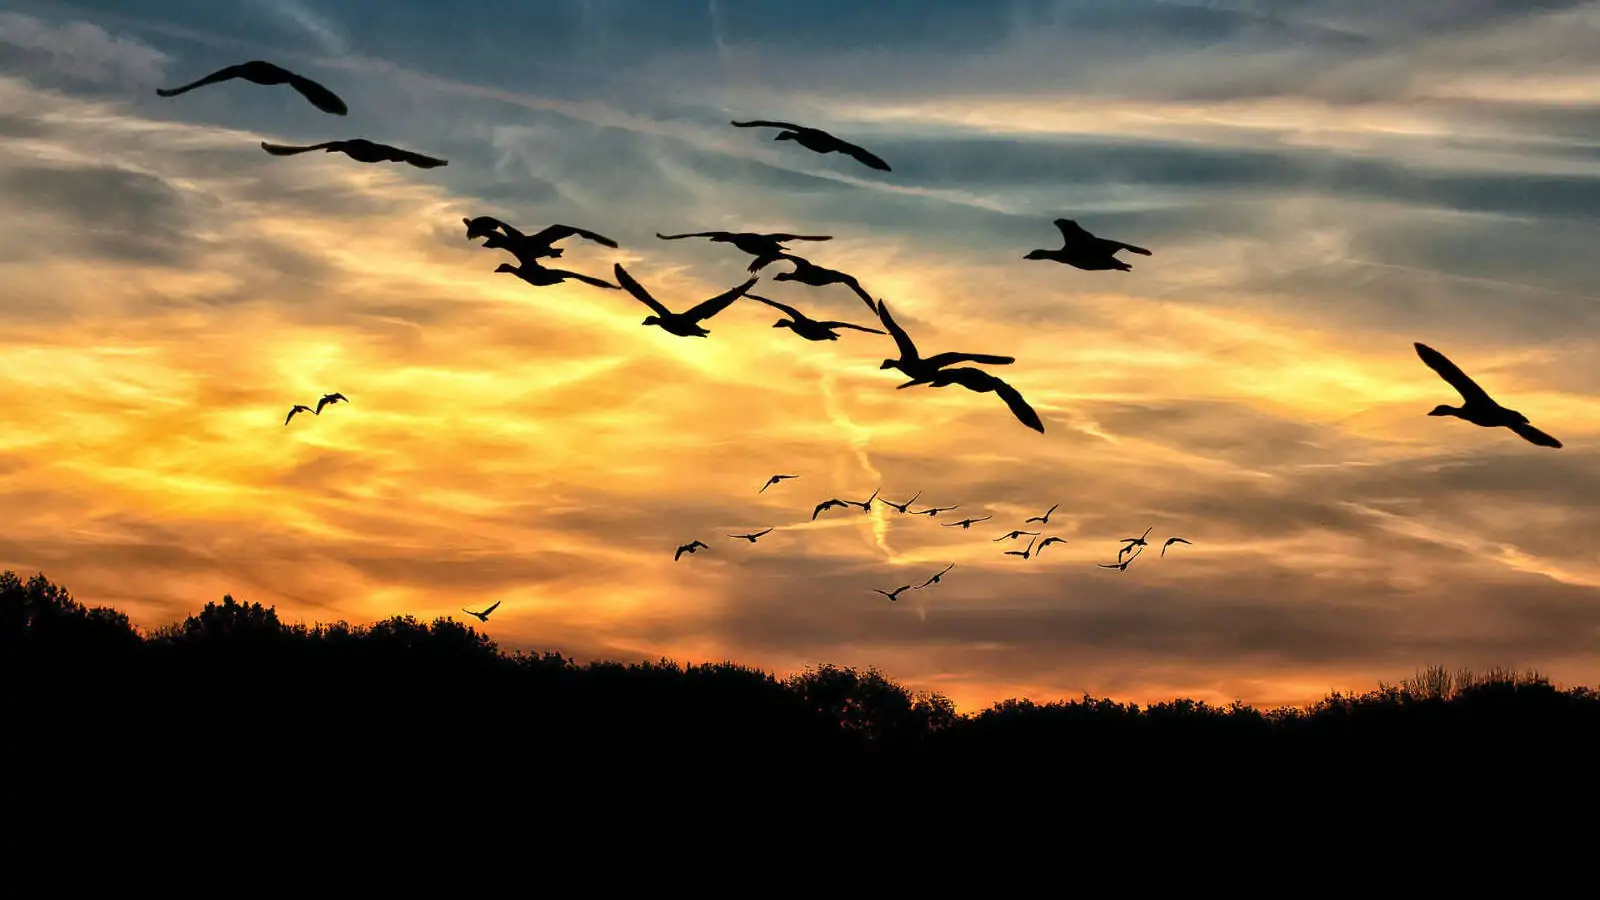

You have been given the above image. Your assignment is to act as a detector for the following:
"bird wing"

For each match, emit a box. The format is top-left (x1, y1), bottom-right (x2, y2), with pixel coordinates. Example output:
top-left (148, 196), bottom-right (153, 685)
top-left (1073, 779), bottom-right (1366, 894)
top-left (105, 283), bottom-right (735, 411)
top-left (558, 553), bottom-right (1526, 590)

top-left (684, 277), bottom-right (760, 323)
top-left (989, 376), bottom-right (1045, 433)
top-left (766, 234), bottom-right (832, 242)
top-left (395, 147), bottom-right (449, 168)
top-left (920, 351), bottom-right (1016, 370)
top-left (315, 396), bottom-right (330, 414)
top-left (842, 277), bottom-right (879, 312)
top-left (731, 119), bottom-right (804, 131)
top-left (674, 546), bottom-right (688, 560)
top-left (612, 265), bottom-right (673, 316)
top-left (1414, 342), bottom-right (1494, 407)
top-left (753, 528), bottom-right (774, 537)
top-left (531, 224), bottom-right (619, 248)
top-left (875, 298), bottom-right (920, 363)
top-left (563, 270), bottom-right (620, 290)
top-left (816, 320), bottom-right (886, 335)
top-left (1053, 218), bottom-right (1093, 243)
top-left (284, 408), bottom-right (297, 426)
top-left (1509, 422), bottom-right (1563, 448)
top-left (656, 232), bottom-right (725, 241)
top-left (483, 600), bottom-right (502, 616)
top-left (746, 293), bottom-right (806, 320)
top-left (260, 141), bottom-right (335, 156)
top-left (286, 72), bottom-right (350, 115)
top-left (155, 63), bottom-right (253, 97)
top-left (838, 140), bottom-right (892, 172)
top-left (1112, 240), bottom-right (1152, 256)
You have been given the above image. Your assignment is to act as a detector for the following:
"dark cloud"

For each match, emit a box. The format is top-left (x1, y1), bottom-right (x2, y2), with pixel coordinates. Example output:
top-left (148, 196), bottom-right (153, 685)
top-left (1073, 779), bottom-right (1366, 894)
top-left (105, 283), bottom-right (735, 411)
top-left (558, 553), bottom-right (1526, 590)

top-left (0, 163), bottom-right (192, 265)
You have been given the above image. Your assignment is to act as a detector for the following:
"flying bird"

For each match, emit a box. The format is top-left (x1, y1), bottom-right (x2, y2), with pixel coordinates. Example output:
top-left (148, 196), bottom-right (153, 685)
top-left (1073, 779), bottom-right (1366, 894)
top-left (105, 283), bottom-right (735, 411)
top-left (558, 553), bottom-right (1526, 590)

top-left (1004, 536), bottom-right (1039, 560)
top-left (915, 367), bottom-right (1045, 434)
top-left (746, 294), bottom-right (886, 343)
top-left (881, 491), bottom-right (923, 514)
top-left (464, 216), bottom-right (520, 242)
top-left (942, 515), bottom-right (993, 530)
top-left (910, 505), bottom-right (959, 517)
top-left (846, 488), bottom-right (880, 513)
top-left (730, 120), bottom-right (892, 171)
top-left (314, 393), bottom-right (348, 415)
top-left (873, 585), bottom-right (914, 602)
top-left (1024, 219), bottom-right (1152, 272)
top-left (752, 255), bottom-right (878, 311)
top-left (156, 60), bottom-right (348, 115)
top-left (1037, 537), bottom-right (1068, 553)
top-left (495, 261), bottom-right (618, 291)
top-left (461, 600), bottom-right (502, 623)
top-left (482, 223), bottom-right (619, 265)
top-left (656, 231), bottom-right (834, 273)
top-left (876, 298), bottom-right (1015, 387)
top-left (813, 498), bottom-right (851, 520)
top-left (915, 564), bottom-right (956, 590)
top-left (994, 530), bottom-right (1040, 542)
top-left (260, 139), bottom-right (447, 169)
top-left (284, 404), bottom-right (314, 426)
top-left (1025, 503), bottom-right (1059, 525)
top-left (674, 540), bottom-right (710, 561)
top-left (1414, 342), bottom-right (1561, 448)
top-left (1119, 527), bottom-right (1154, 560)
top-left (614, 264), bottom-right (758, 338)
top-left (728, 528), bottom-right (775, 543)
top-left (1161, 537), bottom-right (1192, 557)
top-left (1101, 546), bottom-right (1143, 571)
top-left (760, 474), bottom-right (799, 493)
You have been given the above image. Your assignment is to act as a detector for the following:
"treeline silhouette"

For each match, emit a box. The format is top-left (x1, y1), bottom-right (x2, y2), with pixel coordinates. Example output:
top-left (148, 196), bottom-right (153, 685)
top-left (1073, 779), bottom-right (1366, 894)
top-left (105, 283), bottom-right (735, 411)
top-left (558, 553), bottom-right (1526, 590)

top-left (8, 569), bottom-right (1598, 821)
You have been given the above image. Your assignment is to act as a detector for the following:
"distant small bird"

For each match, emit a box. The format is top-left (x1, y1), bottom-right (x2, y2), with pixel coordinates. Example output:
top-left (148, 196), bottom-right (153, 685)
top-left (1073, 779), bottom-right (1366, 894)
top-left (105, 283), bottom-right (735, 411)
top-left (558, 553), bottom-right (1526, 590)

top-left (1025, 219), bottom-right (1152, 272)
top-left (675, 540), bottom-right (710, 561)
top-left (746, 294), bottom-right (886, 342)
top-left (881, 491), bottom-right (922, 514)
top-left (260, 139), bottom-right (447, 169)
top-left (730, 120), bottom-right (892, 171)
top-left (914, 564), bottom-right (956, 590)
top-left (846, 488), bottom-right (881, 513)
top-left (656, 231), bottom-right (834, 273)
top-left (1161, 537), bottom-right (1191, 557)
top-left (157, 60), bottom-right (348, 115)
top-left (284, 404), bottom-right (314, 426)
top-left (1101, 545), bottom-right (1144, 571)
top-left (614, 264), bottom-right (758, 338)
top-left (813, 498), bottom-right (850, 520)
top-left (754, 255), bottom-right (877, 311)
top-left (461, 600), bottom-right (502, 623)
top-left (1037, 537), bottom-right (1068, 553)
top-left (910, 505), bottom-right (959, 517)
top-left (1414, 342), bottom-right (1562, 448)
top-left (1119, 527), bottom-right (1154, 561)
top-left (874, 585), bottom-right (914, 601)
top-left (1025, 503), bottom-right (1059, 525)
top-left (315, 392), bottom-right (348, 415)
top-left (728, 528), bottom-right (775, 543)
top-left (1004, 536), bottom-right (1038, 560)
top-left (942, 516), bottom-right (992, 530)
top-left (495, 261), bottom-right (618, 291)
top-left (760, 474), bottom-right (799, 493)
top-left (876, 298), bottom-right (1015, 387)
top-left (994, 530), bottom-right (1040, 542)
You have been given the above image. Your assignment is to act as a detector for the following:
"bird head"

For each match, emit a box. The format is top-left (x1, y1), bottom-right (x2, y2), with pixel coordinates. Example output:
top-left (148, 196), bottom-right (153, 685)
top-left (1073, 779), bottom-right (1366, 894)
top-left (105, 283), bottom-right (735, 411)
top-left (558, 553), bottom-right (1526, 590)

top-left (642, 315), bottom-right (661, 327)
top-left (1427, 404), bottom-right (1456, 417)
top-left (879, 359), bottom-right (898, 371)
top-left (494, 263), bottom-right (516, 274)
top-left (1022, 249), bottom-right (1048, 260)
top-left (771, 271), bottom-right (793, 281)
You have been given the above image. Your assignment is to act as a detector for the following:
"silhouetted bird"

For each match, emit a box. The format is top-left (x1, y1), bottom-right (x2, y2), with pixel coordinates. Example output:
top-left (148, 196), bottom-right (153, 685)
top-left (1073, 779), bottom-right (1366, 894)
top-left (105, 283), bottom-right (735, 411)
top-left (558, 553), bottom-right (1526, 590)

top-left (910, 504), bottom-right (959, 517)
top-left (464, 216), bottom-right (520, 242)
top-left (613, 264), bottom-right (758, 338)
top-left (1037, 536), bottom-right (1068, 553)
top-left (284, 404), bottom-right (314, 426)
top-left (881, 491), bottom-right (922, 514)
top-left (915, 563), bottom-right (956, 589)
top-left (915, 367), bottom-right (1044, 434)
top-left (260, 139), bottom-right (447, 168)
top-left (157, 60), bottom-right (348, 115)
top-left (495, 261), bottom-right (618, 290)
top-left (942, 515), bottom-right (992, 530)
top-left (746, 295), bottom-right (886, 342)
top-left (760, 474), bottom-right (799, 493)
top-left (730, 120), bottom-right (892, 171)
top-left (846, 488), bottom-right (880, 513)
top-left (1161, 537), bottom-right (1191, 557)
top-left (483, 223), bottom-right (619, 264)
top-left (728, 528), bottom-right (774, 543)
top-left (461, 600), bottom-right (501, 623)
top-left (1414, 342), bottom-right (1561, 448)
top-left (873, 585), bottom-right (913, 601)
top-left (876, 298), bottom-right (1015, 387)
top-left (675, 540), bottom-right (710, 561)
top-left (1101, 545), bottom-right (1143, 571)
top-left (1119, 527), bottom-right (1154, 561)
top-left (1025, 503), bottom-right (1059, 525)
top-left (1004, 536), bottom-right (1038, 560)
top-left (1025, 219), bottom-right (1151, 271)
top-left (994, 530), bottom-right (1040, 542)
top-left (813, 498), bottom-right (850, 520)
top-left (315, 392), bottom-right (348, 415)
top-left (752, 255), bottom-right (877, 311)
top-left (657, 231), bottom-right (834, 273)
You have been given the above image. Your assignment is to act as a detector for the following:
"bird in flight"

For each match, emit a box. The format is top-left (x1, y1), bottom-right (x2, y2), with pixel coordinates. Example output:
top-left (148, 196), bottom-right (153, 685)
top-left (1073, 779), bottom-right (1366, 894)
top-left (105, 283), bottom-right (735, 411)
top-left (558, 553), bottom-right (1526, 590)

top-left (260, 139), bottom-right (447, 169)
top-left (481, 223), bottom-right (619, 265)
top-left (730, 120), bottom-right (892, 171)
top-left (876, 298), bottom-right (1015, 388)
top-left (674, 540), bottom-right (710, 561)
top-left (1024, 219), bottom-right (1152, 272)
top-left (1004, 536), bottom-right (1039, 560)
top-left (881, 491), bottom-right (922, 514)
top-left (461, 600), bottom-right (502, 623)
top-left (873, 585), bottom-right (914, 601)
top-left (495, 261), bottom-right (618, 291)
top-left (464, 216), bottom-right (519, 242)
top-left (916, 367), bottom-right (1043, 433)
top-left (1025, 503), bottom-right (1059, 525)
top-left (1037, 536), bottom-right (1068, 553)
top-left (759, 474), bottom-right (799, 493)
top-left (315, 393), bottom-right (348, 415)
top-left (284, 404), bottom-right (314, 426)
top-left (1119, 527), bottom-right (1154, 561)
top-left (753, 255), bottom-right (878, 312)
top-left (813, 498), bottom-right (851, 520)
top-left (910, 504), bottom-right (959, 517)
top-left (614, 264), bottom-right (758, 338)
top-left (157, 60), bottom-right (348, 115)
top-left (1414, 342), bottom-right (1561, 448)
top-left (915, 564), bottom-right (956, 589)
top-left (728, 528), bottom-right (775, 543)
top-left (746, 294), bottom-right (886, 343)
top-left (656, 231), bottom-right (834, 273)
top-left (994, 530), bottom-right (1040, 542)
top-left (942, 515), bottom-right (993, 530)
top-left (846, 488), bottom-right (880, 513)
top-left (1162, 537), bottom-right (1192, 557)
top-left (1102, 545), bottom-right (1144, 571)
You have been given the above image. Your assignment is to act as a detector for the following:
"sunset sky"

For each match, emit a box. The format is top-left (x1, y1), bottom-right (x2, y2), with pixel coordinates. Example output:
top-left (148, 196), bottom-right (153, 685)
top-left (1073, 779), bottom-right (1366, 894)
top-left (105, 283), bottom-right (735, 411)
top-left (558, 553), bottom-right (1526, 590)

top-left (3, 0), bottom-right (1598, 711)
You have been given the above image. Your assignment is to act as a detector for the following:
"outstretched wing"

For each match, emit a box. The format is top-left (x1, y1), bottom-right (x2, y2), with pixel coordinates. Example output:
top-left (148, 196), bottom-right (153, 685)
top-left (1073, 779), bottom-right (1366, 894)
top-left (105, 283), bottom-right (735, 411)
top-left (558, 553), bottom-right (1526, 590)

top-left (1414, 342), bottom-right (1493, 407)
top-left (731, 119), bottom-right (805, 131)
top-left (260, 141), bottom-right (335, 156)
top-left (753, 528), bottom-right (774, 538)
top-left (684, 276), bottom-right (760, 323)
top-left (557, 270), bottom-right (619, 290)
top-left (1111, 240), bottom-right (1152, 256)
top-left (656, 231), bottom-right (727, 241)
top-left (838, 139), bottom-right (892, 172)
top-left (315, 396), bottom-right (331, 415)
top-left (815, 320), bottom-right (886, 335)
top-left (990, 377), bottom-right (1044, 434)
top-left (875, 298), bottom-right (919, 363)
top-left (285, 72), bottom-right (350, 115)
top-left (674, 545), bottom-right (688, 560)
top-left (921, 351), bottom-right (1016, 370)
top-left (764, 234), bottom-right (832, 242)
top-left (843, 277), bottom-right (878, 312)
top-left (156, 63), bottom-right (253, 97)
top-left (393, 147), bottom-right (448, 168)
top-left (482, 600), bottom-right (502, 616)
top-left (1509, 422), bottom-right (1563, 448)
top-left (746, 293), bottom-right (806, 321)
top-left (612, 264), bottom-right (673, 317)
top-left (1053, 218), bottom-right (1093, 243)
top-left (531, 224), bottom-right (618, 248)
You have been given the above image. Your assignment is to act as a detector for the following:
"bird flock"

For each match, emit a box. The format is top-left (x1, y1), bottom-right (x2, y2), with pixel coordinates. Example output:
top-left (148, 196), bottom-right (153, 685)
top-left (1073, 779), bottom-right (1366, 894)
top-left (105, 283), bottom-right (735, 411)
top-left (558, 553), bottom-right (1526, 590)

top-left (151, 58), bottom-right (1568, 613)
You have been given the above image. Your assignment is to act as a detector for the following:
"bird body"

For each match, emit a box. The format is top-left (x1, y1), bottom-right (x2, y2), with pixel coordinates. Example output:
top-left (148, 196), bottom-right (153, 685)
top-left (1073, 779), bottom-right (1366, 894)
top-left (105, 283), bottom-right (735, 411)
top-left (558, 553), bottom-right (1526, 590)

top-left (915, 564), bottom-right (956, 589)
top-left (874, 585), bottom-right (913, 601)
top-left (730, 120), bottom-right (892, 171)
top-left (614, 264), bottom-right (757, 337)
top-left (728, 528), bottom-right (775, 543)
top-left (1025, 503), bottom-right (1059, 525)
top-left (157, 60), bottom-right (348, 115)
top-left (943, 515), bottom-right (992, 529)
top-left (1414, 342), bottom-right (1561, 448)
top-left (284, 404), bottom-right (314, 426)
top-left (675, 540), bottom-right (710, 561)
top-left (760, 474), bottom-right (799, 493)
top-left (746, 294), bottom-right (885, 342)
top-left (1025, 219), bottom-right (1151, 271)
top-left (260, 139), bottom-right (447, 168)
top-left (315, 392), bottom-right (348, 415)
top-left (882, 491), bottom-right (922, 514)
top-left (1161, 537), bottom-right (1191, 557)
top-left (1004, 536), bottom-right (1038, 559)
